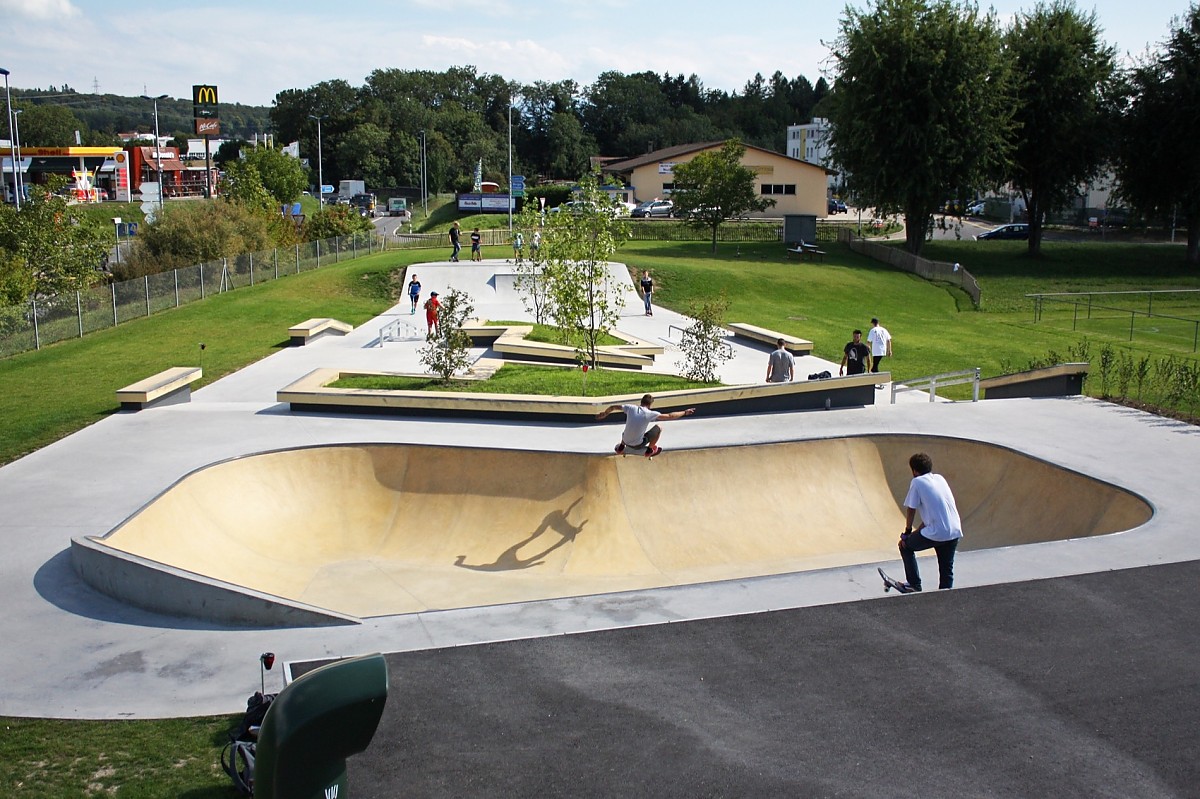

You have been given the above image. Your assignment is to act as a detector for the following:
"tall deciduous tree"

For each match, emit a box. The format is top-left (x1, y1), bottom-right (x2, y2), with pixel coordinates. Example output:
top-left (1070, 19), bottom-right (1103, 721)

top-left (1006, 1), bottom-right (1119, 256)
top-left (670, 139), bottom-right (775, 252)
top-left (0, 180), bottom-right (107, 303)
top-left (1117, 3), bottom-right (1200, 266)
top-left (536, 172), bottom-right (628, 370)
top-left (827, 0), bottom-right (1014, 254)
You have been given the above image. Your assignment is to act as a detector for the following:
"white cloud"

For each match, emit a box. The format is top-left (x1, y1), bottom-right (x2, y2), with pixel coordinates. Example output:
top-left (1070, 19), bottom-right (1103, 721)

top-left (0, 0), bottom-right (79, 19)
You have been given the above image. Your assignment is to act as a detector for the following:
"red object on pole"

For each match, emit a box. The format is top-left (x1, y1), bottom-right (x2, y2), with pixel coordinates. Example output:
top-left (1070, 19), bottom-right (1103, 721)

top-left (582, 364), bottom-right (589, 372)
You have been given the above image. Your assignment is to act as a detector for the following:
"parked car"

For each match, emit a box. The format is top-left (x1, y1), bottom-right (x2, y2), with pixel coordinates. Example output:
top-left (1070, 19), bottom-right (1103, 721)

top-left (827, 198), bottom-right (847, 214)
top-left (631, 199), bottom-right (674, 218)
top-left (549, 199), bottom-right (623, 217)
top-left (966, 200), bottom-right (986, 216)
top-left (975, 223), bottom-right (1029, 240)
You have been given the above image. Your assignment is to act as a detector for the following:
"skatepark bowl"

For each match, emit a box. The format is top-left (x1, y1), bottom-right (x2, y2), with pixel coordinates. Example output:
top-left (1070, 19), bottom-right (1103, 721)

top-left (72, 435), bottom-right (1152, 626)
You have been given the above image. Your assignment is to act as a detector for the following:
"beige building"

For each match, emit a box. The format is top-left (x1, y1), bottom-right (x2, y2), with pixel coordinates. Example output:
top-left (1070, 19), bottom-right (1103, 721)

top-left (601, 141), bottom-right (829, 218)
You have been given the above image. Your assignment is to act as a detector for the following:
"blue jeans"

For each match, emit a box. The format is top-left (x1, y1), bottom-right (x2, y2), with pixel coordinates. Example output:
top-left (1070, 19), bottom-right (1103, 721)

top-left (899, 531), bottom-right (958, 590)
top-left (643, 292), bottom-right (652, 313)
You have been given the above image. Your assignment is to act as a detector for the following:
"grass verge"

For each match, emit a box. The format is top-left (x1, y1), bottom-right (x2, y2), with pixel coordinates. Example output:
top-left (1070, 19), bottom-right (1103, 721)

top-left (331, 362), bottom-right (719, 394)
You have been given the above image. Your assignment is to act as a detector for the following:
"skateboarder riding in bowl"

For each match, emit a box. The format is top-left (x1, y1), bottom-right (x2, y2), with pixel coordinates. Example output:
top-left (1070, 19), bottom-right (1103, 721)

top-left (597, 394), bottom-right (695, 458)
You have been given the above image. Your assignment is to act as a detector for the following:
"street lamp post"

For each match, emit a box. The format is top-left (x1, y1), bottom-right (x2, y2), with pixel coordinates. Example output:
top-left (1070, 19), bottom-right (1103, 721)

top-left (112, 217), bottom-right (123, 265)
top-left (12, 108), bottom-right (22, 204)
top-left (141, 94), bottom-right (169, 210)
top-left (418, 129), bottom-right (427, 219)
top-left (308, 114), bottom-right (327, 206)
top-left (1, 67), bottom-right (19, 210)
top-left (508, 98), bottom-right (513, 232)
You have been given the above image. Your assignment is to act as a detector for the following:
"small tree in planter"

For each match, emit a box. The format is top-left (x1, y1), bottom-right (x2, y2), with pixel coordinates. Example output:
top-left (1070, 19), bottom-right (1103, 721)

top-left (513, 204), bottom-right (553, 324)
top-left (678, 293), bottom-right (732, 383)
top-left (419, 287), bottom-right (475, 382)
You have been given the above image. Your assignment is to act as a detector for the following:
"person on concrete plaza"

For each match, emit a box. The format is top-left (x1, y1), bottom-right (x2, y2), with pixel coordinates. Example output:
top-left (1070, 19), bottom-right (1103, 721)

top-left (449, 221), bottom-right (461, 262)
top-left (596, 394), bottom-right (696, 458)
top-left (512, 230), bottom-right (524, 264)
top-left (407, 273), bottom-right (422, 315)
top-left (840, 329), bottom-right (871, 376)
top-left (640, 270), bottom-right (654, 316)
top-left (470, 227), bottom-right (483, 261)
top-left (766, 338), bottom-right (794, 383)
top-left (867, 317), bottom-right (892, 373)
top-left (424, 291), bottom-right (440, 338)
top-left (894, 452), bottom-right (963, 592)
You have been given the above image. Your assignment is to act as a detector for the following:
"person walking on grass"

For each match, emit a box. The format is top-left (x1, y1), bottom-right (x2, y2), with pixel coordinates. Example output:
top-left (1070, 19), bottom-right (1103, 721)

top-left (597, 394), bottom-right (695, 458)
top-left (840, 329), bottom-right (871, 376)
top-left (424, 291), bottom-right (440, 338)
top-left (407, 274), bottom-right (422, 315)
top-left (867, 317), bottom-right (892, 373)
top-left (448, 222), bottom-right (461, 262)
top-left (766, 338), bottom-right (794, 382)
top-left (891, 452), bottom-right (963, 592)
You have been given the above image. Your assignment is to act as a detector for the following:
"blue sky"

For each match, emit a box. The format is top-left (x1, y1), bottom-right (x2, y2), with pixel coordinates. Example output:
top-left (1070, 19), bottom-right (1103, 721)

top-left (0, 0), bottom-right (1190, 106)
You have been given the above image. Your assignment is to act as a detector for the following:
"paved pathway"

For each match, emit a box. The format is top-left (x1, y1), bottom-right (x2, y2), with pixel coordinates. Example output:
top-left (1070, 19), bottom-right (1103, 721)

top-left (0, 259), bottom-right (1196, 719)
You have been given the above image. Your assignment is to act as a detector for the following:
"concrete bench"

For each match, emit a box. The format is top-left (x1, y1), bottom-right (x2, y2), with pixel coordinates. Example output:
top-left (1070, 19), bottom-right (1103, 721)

top-left (727, 323), bottom-right (813, 355)
top-left (289, 317), bottom-right (353, 346)
top-left (461, 320), bottom-right (658, 368)
top-left (116, 367), bottom-right (203, 410)
top-left (979, 363), bottom-right (1090, 400)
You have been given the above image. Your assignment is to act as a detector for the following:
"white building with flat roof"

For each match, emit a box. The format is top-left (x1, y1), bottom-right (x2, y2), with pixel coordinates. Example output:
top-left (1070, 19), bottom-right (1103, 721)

top-left (786, 118), bottom-right (838, 192)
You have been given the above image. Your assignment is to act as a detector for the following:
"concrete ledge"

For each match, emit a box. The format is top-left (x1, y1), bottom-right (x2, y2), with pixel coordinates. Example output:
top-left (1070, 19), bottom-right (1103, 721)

top-left (289, 317), bottom-right (353, 346)
top-left (980, 363), bottom-right (1089, 399)
top-left (462, 320), bottom-right (659, 368)
top-left (70, 535), bottom-right (359, 628)
top-left (277, 367), bottom-right (879, 421)
top-left (116, 366), bottom-right (202, 411)
top-left (728, 322), bottom-right (814, 355)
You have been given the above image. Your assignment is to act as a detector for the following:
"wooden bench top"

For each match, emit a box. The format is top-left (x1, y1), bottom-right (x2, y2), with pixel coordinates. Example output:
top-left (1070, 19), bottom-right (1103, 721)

top-left (289, 318), bottom-right (353, 337)
top-left (727, 323), bottom-right (813, 354)
top-left (116, 367), bottom-right (203, 403)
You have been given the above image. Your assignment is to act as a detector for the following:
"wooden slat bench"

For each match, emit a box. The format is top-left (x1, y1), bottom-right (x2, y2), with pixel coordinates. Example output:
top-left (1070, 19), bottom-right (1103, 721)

top-left (116, 367), bottom-right (203, 411)
top-left (289, 318), bottom-right (353, 346)
top-left (727, 323), bottom-right (813, 355)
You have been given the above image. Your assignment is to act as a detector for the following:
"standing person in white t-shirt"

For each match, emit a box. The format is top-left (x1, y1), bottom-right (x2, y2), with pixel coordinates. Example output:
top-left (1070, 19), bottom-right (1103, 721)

top-left (596, 394), bottom-right (696, 458)
top-left (866, 317), bottom-right (892, 374)
top-left (894, 452), bottom-right (963, 592)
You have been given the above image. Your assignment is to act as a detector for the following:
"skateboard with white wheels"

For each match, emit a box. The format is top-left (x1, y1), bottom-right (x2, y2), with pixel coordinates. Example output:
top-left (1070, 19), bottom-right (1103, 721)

top-left (613, 443), bottom-right (662, 460)
top-left (879, 567), bottom-right (915, 594)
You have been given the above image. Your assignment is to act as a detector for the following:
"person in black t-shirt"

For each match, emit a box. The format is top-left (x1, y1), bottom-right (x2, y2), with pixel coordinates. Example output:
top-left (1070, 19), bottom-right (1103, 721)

top-left (840, 329), bottom-right (871, 376)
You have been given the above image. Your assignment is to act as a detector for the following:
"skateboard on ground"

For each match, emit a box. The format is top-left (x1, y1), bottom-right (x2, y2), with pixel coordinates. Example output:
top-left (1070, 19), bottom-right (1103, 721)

top-left (879, 567), bottom-right (915, 594)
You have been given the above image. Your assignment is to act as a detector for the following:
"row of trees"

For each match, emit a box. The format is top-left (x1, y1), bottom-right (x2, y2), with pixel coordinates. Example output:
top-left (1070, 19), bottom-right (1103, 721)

top-left (826, 0), bottom-right (1200, 263)
top-left (268, 67), bottom-right (829, 198)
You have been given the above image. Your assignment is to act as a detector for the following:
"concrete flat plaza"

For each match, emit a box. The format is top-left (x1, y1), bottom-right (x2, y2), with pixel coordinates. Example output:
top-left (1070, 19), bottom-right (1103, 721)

top-left (1, 260), bottom-right (1197, 793)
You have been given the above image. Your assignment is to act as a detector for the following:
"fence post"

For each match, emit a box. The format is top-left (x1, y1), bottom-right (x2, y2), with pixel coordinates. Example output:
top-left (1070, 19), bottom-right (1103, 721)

top-left (31, 298), bottom-right (40, 350)
top-left (250, 253), bottom-right (254, 286)
top-left (1129, 310), bottom-right (1135, 341)
top-left (200, 262), bottom-right (205, 299)
top-left (112, 282), bottom-right (118, 326)
top-left (295, 243), bottom-right (300, 274)
top-left (274, 248), bottom-right (279, 280)
top-left (174, 269), bottom-right (179, 307)
top-left (353, 235), bottom-right (357, 259)
top-left (222, 258), bottom-right (229, 292)
top-left (335, 236), bottom-right (340, 263)
top-left (144, 275), bottom-right (150, 317)
top-left (76, 291), bottom-right (83, 338)
top-left (972, 367), bottom-right (981, 402)
top-left (316, 241), bottom-right (321, 269)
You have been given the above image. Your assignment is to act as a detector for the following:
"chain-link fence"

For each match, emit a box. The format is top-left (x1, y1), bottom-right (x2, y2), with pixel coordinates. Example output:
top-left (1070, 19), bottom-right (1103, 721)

top-left (840, 229), bottom-right (982, 308)
top-left (0, 231), bottom-right (383, 359)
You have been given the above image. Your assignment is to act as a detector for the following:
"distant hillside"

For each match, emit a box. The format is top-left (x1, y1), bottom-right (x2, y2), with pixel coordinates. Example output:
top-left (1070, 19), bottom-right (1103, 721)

top-left (12, 87), bottom-right (273, 142)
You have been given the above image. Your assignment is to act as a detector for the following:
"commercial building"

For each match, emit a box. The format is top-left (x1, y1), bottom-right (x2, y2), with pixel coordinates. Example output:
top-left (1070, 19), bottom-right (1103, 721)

top-left (601, 141), bottom-right (829, 218)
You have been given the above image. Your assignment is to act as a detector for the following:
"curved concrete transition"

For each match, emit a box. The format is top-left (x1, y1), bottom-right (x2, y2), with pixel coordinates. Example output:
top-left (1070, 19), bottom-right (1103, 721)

top-left (73, 436), bottom-right (1151, 625)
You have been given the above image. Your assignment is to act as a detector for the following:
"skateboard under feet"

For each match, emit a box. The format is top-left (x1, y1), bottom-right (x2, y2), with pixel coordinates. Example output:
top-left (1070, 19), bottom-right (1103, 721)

top-left (879, 567), bottom-right (916, 594)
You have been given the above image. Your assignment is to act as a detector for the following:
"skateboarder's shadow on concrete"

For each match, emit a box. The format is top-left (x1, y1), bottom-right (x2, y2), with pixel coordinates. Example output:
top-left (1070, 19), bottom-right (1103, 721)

top-left (455, 497), bottom-right (587, 572)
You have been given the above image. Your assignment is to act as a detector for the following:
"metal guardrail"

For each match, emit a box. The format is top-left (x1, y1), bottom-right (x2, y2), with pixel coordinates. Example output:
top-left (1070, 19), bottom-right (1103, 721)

top-left (377, 317), bottom-right (424, 346)
top-left (891, 368), bottom-right (981, 404)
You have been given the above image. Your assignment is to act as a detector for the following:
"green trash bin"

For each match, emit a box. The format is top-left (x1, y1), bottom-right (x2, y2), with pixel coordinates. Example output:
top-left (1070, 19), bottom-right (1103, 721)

top-left (254, 652), bottom-right (388, 799)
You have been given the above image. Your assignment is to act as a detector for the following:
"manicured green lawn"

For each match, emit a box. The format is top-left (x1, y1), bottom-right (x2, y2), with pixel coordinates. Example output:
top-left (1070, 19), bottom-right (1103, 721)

top-left (485, 320), bottom-right (626, 347)
top-left (1, 234), bottom-right (1198, 795)
top-left (331, 362), bottom-right (718, 394)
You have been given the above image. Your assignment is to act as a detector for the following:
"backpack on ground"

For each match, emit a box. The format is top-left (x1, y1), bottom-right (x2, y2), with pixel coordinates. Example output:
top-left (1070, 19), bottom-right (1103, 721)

top-left (221, 691), bottom-right (275, 795)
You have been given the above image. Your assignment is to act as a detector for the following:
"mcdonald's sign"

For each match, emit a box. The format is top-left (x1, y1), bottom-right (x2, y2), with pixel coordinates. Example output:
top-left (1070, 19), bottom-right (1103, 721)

top-left (192, 84), bottom-right (219, 119)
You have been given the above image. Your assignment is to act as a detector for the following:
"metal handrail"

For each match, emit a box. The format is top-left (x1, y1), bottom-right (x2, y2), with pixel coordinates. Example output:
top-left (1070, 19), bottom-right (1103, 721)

top-left (377, 317), bottom-right (423, 346)
top-left (891, 367), bottom-right (981, 404)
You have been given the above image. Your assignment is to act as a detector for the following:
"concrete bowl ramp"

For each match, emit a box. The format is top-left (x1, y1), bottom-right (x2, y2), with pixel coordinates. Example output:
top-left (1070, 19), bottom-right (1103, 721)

top-left (72, 436), bottom-right (1151, 626)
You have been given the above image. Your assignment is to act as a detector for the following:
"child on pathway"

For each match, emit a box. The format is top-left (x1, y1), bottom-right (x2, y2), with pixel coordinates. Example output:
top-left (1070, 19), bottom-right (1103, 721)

top-left (407, 274), bottom-right (421, 314)
top-left (470, 227), bottom-right (482, 261)
top-left (424, 292), bottom-right (440, 338)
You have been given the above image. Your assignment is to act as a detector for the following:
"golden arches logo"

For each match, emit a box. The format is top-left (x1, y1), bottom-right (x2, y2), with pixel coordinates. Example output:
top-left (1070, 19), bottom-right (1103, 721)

top-left (193, 85), bottom-right (218, 105)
